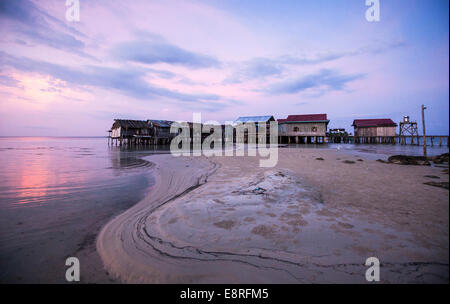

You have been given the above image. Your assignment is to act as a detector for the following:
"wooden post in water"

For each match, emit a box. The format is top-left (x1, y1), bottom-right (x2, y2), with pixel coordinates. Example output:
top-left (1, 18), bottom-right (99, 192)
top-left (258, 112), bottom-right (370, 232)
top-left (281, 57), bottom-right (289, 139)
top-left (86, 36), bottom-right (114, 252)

top-left (421, 104), bottom-right (427, 156)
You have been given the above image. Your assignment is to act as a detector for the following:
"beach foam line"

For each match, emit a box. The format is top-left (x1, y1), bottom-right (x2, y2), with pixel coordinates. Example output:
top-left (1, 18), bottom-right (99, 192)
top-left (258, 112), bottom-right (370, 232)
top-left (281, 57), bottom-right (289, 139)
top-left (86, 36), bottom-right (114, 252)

top-left (95, 153), bottom-right (364, 284)
top-left (96, 154), bottom-right (219, 283)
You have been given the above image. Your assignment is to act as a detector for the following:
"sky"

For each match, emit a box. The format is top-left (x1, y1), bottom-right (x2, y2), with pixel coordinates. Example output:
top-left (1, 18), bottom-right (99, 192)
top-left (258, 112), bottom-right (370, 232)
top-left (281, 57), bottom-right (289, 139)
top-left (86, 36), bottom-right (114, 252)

top-left (0, 0), bottom-right (448, 136)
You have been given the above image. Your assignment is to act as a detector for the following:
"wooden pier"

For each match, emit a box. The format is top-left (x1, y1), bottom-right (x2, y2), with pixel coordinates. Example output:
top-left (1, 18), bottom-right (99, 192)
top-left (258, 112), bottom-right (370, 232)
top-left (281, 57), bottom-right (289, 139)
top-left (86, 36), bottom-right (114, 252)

top-left (108, 119), bottom-right (448, 148)
top-left (327, 135), bottom-right (449, 147)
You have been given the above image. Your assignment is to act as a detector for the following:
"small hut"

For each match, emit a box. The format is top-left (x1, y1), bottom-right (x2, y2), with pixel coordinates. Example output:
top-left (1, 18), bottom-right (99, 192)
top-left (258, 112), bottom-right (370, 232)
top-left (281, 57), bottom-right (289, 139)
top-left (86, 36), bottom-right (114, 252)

top-left (147, 120), bottom-right (175, 145)
top-left (234, 115), bottom-right (275, 143)
top-left (110, 119), bottom-right (151, 145)
top-left (278, 114), bottom-right (329, 144)
top-left (352, 119), bottom-right (397, 143)
top-left (327, 128), bottom-right (349, 143)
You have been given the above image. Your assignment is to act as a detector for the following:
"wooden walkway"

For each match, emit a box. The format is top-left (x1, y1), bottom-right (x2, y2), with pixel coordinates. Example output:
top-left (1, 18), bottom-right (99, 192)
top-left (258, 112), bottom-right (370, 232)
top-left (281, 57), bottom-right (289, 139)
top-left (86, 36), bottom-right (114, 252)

top-left (327, 135), bottom-right (449, 146)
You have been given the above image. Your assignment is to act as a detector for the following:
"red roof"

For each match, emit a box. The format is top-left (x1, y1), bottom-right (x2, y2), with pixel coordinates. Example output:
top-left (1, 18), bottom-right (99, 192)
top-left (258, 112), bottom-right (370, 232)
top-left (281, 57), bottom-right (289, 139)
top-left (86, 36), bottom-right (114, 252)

top-left (352, 119), bottom-right (397, 127)
top-left (280, 114), bottom-right (328, 122)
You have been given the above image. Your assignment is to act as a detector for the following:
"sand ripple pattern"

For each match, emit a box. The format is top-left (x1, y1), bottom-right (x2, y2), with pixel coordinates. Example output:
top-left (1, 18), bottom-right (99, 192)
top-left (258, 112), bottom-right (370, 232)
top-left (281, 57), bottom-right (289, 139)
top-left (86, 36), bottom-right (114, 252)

top-left (97, 153), bottom-right (449, 283)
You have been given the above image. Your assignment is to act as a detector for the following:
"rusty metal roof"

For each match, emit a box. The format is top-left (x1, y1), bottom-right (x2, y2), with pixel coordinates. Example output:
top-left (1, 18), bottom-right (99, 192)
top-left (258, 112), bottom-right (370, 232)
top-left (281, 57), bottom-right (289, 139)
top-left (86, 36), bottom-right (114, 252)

top-left (278, 114), bottom-right (328, 123)
top-left (285, 114), bottom-right (328, 122)
top-left (352, 119), bottom-right (397, 127)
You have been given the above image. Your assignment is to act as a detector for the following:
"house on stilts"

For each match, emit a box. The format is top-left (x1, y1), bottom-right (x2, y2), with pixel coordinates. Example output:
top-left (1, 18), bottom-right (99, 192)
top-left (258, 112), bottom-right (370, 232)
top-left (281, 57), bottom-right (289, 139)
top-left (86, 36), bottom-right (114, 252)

top-left (109, 119), bottom-right (152, 145)
top-left (352, 119), bottom-right (397, 143)
top-left (278, 114), bottom-right (329, 144)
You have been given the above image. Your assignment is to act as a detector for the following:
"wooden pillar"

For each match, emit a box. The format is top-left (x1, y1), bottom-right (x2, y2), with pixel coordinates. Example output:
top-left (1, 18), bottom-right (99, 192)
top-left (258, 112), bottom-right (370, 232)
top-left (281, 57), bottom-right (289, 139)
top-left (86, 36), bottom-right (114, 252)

top-left (421, 104), bottom-right (427, 156)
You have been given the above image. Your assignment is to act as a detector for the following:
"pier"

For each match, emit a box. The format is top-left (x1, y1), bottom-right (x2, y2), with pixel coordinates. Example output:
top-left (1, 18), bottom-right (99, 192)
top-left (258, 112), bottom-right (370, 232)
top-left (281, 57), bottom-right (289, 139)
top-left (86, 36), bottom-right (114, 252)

top-left (108, 118), bottom-right (449, 148)
top-left (327, 135), bottom-right (449, 147)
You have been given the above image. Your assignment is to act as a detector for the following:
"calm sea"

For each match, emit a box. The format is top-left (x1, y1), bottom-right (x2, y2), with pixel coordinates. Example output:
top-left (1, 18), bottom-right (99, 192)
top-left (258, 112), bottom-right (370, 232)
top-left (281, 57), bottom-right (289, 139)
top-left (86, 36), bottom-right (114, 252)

top-left (0, 137), bottom-right (166, 283)
top-left (0, 137), bottom-right (447, 283)
top-left (324, 141), bottom-right (449, 159)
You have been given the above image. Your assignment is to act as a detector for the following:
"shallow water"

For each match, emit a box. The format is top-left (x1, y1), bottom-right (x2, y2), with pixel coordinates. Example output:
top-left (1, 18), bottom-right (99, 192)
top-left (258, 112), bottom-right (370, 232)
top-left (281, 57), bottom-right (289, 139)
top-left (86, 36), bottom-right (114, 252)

top-left (0, 137), bottom-right (164, 283)
top-left (327, 143), bottom-right (448, 158)
top-left (283, 143), bottom-right (448, 160)
top-left (0, 137), bottom-right (447, 282)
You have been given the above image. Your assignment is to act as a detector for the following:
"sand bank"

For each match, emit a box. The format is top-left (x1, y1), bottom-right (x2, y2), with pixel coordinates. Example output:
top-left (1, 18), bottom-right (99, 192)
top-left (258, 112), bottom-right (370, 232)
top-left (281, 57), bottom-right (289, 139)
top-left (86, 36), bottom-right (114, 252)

top-left (97, 148), bottom-right (449, 283)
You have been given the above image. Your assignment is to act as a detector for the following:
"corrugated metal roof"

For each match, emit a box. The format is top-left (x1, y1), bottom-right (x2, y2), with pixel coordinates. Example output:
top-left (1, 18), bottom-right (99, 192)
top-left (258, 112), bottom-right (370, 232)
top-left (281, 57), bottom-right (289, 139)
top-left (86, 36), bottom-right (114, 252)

top-left (285, 114), bottom-right (328, 122)
top-left (148, 120), bottom-right (173, 128)
top-left (235, 116), bottom-right (275, 123)
top-left (352, 119), bottom-right (397, 127)
top-left (277, 114), bottom-right (328, 123)
top-left (113, 119), bottom-right (149, 129)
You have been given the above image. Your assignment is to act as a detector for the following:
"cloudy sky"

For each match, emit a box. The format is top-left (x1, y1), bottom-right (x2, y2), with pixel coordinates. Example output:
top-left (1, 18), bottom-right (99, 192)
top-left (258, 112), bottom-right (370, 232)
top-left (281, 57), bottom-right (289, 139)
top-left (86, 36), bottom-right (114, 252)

top-left (0, 0), bottom-right (448, 136)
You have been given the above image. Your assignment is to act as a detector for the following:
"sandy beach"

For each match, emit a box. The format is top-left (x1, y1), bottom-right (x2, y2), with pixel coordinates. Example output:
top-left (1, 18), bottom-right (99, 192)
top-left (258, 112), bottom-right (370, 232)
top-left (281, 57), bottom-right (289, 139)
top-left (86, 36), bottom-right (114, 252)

top-left (97, 148), bottom-right (449, 283)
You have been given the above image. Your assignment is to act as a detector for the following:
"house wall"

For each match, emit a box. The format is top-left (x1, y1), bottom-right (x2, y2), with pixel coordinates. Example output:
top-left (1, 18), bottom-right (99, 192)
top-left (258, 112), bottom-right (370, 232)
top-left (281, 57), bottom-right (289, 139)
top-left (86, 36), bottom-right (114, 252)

top-left (354, 126), bottom-right (396, 137)
top-left (279, 122), bottom-right (327, 136)
top-left (376, 126), bottom-right (396, 136)
top-left (155, 127), bottom-right (172, 138)
top-left (111, 127), bottom-right (150, 138)
top-left (112, 127), bottom-right (121, 138)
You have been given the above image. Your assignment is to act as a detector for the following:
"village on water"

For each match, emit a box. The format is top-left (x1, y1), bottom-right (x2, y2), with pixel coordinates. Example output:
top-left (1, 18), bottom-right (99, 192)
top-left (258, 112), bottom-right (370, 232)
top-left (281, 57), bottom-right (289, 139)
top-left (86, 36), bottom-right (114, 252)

top-left (108, 113), bottom-right (449, 147)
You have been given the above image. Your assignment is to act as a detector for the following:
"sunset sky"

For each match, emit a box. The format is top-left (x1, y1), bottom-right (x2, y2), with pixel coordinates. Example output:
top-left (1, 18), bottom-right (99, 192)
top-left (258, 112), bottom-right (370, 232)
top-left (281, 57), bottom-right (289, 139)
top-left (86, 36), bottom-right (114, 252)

top-left (0, 0), bottom-right (448, 136)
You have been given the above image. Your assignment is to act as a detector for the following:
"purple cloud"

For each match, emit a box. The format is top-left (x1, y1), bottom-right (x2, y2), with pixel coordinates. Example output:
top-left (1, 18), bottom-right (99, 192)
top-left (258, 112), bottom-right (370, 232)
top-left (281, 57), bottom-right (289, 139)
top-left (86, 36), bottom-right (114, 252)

top-left (0, 0), bottom-right (93, 59)
top-left (0, 51), bottom-right (227, 112)
top-left (112, 40), bottom-right (220, 68)
top-left (268, 69), bottom-right (366, 95)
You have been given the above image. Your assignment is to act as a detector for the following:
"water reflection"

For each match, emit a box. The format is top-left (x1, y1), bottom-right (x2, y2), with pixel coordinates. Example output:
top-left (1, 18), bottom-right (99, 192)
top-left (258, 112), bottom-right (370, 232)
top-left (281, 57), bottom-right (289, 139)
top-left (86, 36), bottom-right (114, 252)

top-left (0, 137), bottom-right (164, 209)
top-left (17, 155), bottom-right (52, 206)
top-left (107, 144), bottom-right (170, 171)
top-left (0, 137), bottom-right (158, 283)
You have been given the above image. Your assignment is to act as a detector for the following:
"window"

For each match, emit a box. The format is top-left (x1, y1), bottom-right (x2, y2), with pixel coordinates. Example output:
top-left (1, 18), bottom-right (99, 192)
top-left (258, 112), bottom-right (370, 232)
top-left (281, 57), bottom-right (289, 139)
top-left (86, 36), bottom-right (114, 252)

top-left (293, 127), bottom-right (299, 132)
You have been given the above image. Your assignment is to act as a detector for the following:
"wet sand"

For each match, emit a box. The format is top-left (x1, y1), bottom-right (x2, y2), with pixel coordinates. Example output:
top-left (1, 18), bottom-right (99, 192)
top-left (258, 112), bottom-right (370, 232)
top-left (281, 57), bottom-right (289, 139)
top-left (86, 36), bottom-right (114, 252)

top-left (97, 148), bottom-right (449, 283)
top-left (0, 137), bottom-right (156, 283)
